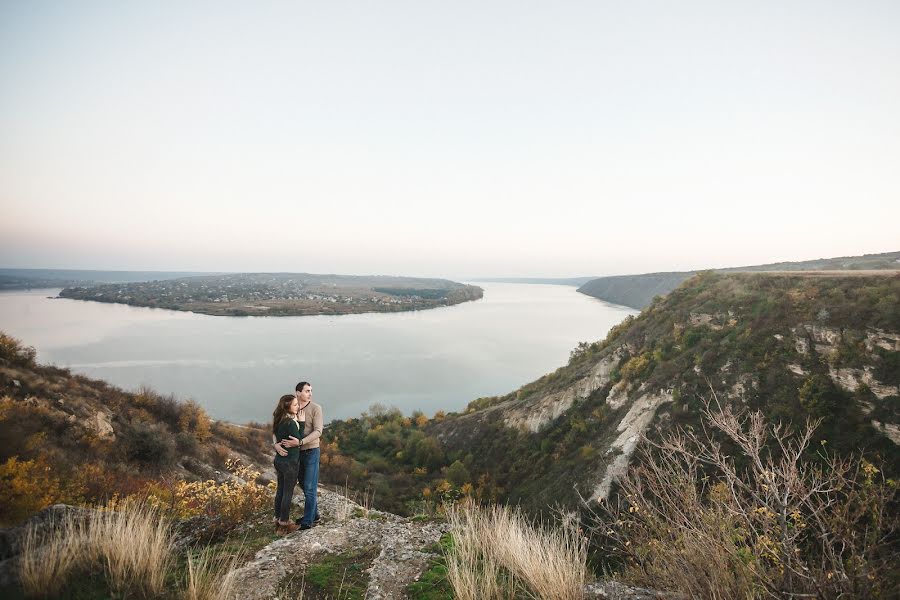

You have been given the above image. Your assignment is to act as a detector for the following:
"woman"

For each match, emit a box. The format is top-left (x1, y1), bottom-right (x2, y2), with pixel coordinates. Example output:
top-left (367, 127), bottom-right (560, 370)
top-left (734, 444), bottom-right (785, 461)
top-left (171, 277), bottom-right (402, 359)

top-left (272, 393), bottom-right (301, 534)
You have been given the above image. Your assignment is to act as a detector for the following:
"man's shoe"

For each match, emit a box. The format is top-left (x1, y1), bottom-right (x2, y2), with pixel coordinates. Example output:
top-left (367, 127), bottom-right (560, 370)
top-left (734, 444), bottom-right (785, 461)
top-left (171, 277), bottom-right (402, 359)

top-left (299, 523), bottom-right (313, 531)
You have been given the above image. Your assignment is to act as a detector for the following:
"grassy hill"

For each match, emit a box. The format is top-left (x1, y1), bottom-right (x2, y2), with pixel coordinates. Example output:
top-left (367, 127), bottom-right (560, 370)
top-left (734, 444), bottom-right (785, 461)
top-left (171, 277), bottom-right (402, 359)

top-left (320, 271), bottom-right (900, 514)
top-left (577, 250), bottom-right (900, 309)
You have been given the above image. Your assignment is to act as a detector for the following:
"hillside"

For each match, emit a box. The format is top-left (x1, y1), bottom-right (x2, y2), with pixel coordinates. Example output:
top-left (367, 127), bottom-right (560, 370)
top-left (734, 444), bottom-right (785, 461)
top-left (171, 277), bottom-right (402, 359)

top-left (321, 271), bottom-right (900, 513)
top-left (0, 332), bottom-right (274, 526)
top-left (577, 250), bottom-right (900, 309)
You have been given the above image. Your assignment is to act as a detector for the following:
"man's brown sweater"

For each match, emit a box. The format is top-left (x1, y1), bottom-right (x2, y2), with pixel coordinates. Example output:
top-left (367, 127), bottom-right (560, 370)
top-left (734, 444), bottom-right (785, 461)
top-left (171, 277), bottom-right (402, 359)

top-left (298, 401), bottom-right (324, 450)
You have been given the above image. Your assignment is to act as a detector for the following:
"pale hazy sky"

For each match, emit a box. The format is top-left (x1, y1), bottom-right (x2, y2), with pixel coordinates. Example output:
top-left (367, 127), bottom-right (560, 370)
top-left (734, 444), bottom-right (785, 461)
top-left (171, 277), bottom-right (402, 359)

top-left (1, 1), bottom-right (898, 278)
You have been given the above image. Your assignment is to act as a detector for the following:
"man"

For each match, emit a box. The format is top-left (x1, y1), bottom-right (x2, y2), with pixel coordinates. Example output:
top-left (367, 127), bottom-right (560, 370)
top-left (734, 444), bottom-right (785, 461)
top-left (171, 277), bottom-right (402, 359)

top-left (274, 381), bottom-right (322, 529)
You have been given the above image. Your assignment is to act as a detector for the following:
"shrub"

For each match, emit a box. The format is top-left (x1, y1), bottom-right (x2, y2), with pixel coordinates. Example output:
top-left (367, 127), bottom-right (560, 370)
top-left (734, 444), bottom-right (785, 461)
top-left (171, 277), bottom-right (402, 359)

top-left (123, 422), bottom-right (176, 468)
top-left (178, 399), bottom-right (212, 442)
top-left (145, 459), bottom-right (274, 535)
top-left (0, 455), bottom-right (62, 525)
top-left (591, 398), bottom-right (899, 599)
top-left (0, 332), bottom-right (36, 366)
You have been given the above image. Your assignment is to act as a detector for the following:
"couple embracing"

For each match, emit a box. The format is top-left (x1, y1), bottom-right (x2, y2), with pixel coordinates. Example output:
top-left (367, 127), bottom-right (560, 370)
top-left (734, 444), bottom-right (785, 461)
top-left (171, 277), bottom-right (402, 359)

top-left (271, 381), bottom-right (324, 534)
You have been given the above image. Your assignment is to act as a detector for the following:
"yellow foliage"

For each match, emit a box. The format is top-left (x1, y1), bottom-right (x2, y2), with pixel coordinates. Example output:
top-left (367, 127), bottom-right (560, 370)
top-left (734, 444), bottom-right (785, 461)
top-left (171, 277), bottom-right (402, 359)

top-left (621, 353), bottom-right (652, 382)
top-left (0, 456), bottom-right (62, 525)
top-left (144, 459), bottom-right (273, 531)
top-left (415, 415), bottom-right (429, 427)
top-left (178, 400), bottom-right (212, 442)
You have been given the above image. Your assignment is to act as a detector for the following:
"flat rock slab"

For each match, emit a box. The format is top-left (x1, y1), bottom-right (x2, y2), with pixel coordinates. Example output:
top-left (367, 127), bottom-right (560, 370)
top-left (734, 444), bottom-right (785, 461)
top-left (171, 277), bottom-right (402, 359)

top-left (228, 488), bottom-right (448, 600)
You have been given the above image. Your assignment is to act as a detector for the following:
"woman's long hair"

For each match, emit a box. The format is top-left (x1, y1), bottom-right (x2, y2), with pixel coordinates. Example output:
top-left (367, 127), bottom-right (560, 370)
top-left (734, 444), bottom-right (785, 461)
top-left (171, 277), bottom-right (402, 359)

top-left (272, 394), bottom-right (297, 434)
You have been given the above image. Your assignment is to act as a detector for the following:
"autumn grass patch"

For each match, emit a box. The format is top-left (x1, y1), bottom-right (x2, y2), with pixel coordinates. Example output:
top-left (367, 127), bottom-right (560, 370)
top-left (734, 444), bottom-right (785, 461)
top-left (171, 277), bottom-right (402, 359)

top-left (19, 501), bottom-right (173, 599)
top-left (445, 501), bottom-right (587, 600)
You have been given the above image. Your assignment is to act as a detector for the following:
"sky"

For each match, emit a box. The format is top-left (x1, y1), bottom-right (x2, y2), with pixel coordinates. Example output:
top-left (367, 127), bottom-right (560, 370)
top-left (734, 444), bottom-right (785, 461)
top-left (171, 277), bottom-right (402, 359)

top-left (1, 1), bottom-right (898, 278)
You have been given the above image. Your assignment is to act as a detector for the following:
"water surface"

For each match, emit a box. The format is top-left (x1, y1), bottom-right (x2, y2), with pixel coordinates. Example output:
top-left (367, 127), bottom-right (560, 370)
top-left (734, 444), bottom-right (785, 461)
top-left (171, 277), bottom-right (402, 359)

top-left (0, 284), bottom-right (636, 422)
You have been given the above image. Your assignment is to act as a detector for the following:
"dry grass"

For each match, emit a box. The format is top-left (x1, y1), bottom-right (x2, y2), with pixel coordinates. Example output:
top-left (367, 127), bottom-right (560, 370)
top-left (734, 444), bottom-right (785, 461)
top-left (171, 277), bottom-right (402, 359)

top-left (20, 501), bottom-right (172, 598)
top-left (446, 501), bottom-right (587, 600)
top-left (184, 545), bottom-right (239, 600)
top-left (19, 500), bottom-right (239, 599)
top-left (19, 514), bottom-right (84, 598)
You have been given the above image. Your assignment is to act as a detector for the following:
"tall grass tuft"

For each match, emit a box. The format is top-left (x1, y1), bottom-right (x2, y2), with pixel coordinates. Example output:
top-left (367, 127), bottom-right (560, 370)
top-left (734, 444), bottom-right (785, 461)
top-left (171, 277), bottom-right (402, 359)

top-left (446, 501), bottom-right (587, 600)
top-left (19, 501), bottom-right (178, 598)
top-left (20, 512), bottom-right (84, 598)
top-left (183, 545), bottom-right (239, 600)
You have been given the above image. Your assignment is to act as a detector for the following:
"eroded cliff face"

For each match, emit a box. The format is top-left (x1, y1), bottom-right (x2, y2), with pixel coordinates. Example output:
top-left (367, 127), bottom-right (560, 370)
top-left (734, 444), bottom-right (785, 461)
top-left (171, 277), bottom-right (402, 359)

top-left (429, 274), bottom-right (900, 510)
top-left (501, 350), bottom-right (625, 433)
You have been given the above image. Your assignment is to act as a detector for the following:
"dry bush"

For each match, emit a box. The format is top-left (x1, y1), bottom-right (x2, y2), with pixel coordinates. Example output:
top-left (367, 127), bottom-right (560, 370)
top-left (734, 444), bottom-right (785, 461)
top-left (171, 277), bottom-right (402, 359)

top-left (178, 399), bottom-right (212, 442)
top-left (446, 501), bottom-right (587, 600)
top-left (0, 455), bottom-right (65, 525)
top-left (210, 420), bottom-right (271, 457)
top-left (145, 459), bottom-right (274, 534)
top-left (591, 398), bottom-right (899, 599)
top-left (183, 545), bottom-right (239, 600)
top-left (0, 332), bottom-right (36, 366)
top-left (20, 501), bottom-right (173, 598)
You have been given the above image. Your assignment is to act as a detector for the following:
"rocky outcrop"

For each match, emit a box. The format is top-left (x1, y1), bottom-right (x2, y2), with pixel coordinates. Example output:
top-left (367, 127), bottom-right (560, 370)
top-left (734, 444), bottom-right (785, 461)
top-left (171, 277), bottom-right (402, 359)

top-left (592, 389), bottom-right (673, 501)
top-left (866, 329), bottom-right (900, 352)
top-left (502, 350), bottom-right (624, 433)
top-left (829, 367), bottom-right (899, 400)
top-left (87, 410), bottom-right (115, 441)
top-left (227, 487), bottom-right (448, 600)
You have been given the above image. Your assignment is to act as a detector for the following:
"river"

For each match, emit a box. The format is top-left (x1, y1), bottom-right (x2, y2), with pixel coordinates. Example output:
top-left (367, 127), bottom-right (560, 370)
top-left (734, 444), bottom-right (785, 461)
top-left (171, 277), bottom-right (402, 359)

top-left (0, 283), bottom-right (636, 422)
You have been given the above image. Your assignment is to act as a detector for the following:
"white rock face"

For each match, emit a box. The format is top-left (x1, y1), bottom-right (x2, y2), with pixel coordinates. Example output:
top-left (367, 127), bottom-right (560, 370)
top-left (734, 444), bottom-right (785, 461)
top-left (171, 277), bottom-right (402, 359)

top-left (90, 411), bottom-right (116, 441)
top-left (787, 364), bottom-right (808, 376)
top-left (872, 420), bottom-right (900, 445)
top-left (829, 367), bottom-right (899, 400)
top-left (503, 350), bottom-right (623, 433)
top-left (606, 381), bottom-right (630, 410)
top-left (866, 329), bottom-right (900, 352)
top-left (592, 390), bottom-right (673, 501)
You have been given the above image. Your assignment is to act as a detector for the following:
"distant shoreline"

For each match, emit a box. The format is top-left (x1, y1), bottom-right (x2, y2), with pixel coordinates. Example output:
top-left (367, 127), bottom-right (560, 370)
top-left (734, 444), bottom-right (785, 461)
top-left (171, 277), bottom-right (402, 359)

top-left (56, 272), bottom-right (485, 317)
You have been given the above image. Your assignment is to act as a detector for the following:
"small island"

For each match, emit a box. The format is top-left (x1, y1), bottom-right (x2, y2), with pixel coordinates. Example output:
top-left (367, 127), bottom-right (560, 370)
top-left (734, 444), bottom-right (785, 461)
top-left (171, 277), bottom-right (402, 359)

top-left (59, 273), bottom-right (483, 316)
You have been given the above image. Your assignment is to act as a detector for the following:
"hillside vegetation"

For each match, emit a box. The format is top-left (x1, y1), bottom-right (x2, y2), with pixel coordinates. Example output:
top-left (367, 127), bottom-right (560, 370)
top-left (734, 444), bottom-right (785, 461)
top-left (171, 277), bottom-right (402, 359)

top-left (320, 272), bottom-right (900, 514)
top-left (578, 250), bottom-right (900, 309)
top-left (0, 333), bottom-right (273, 526)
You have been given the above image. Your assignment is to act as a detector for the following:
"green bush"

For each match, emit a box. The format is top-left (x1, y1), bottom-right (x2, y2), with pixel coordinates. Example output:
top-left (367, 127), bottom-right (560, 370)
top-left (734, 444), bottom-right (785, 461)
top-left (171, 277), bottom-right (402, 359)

top-left (123, 423), bottom-right (176, 469)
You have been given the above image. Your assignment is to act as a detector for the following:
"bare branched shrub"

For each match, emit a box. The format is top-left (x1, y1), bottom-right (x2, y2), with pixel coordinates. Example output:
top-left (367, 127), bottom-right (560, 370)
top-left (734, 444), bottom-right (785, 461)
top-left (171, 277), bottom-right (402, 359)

top-left (591, 397), bottom-right (899, 599)
top-left (446, 501), bottom-right (587, 600)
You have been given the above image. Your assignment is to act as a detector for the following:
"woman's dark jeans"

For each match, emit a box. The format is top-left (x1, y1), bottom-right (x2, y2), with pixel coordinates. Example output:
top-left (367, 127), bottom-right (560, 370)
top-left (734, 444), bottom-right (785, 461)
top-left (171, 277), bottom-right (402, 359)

top-left (274, 458), bottom-right (299, 522)
top-left (297, 448), bottom-right (320, 527)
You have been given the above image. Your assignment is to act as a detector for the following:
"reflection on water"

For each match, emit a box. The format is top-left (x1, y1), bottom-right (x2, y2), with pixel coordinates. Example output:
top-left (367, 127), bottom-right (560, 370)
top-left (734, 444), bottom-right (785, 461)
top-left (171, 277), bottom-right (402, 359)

top-left (0, 284), bottom-right (636, 423)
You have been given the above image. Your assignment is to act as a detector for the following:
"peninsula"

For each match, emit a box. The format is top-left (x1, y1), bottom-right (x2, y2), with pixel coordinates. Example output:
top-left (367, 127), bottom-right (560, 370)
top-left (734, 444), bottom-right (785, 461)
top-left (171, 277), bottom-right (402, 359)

top-left (58, 272), bottom-right (483, 316)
